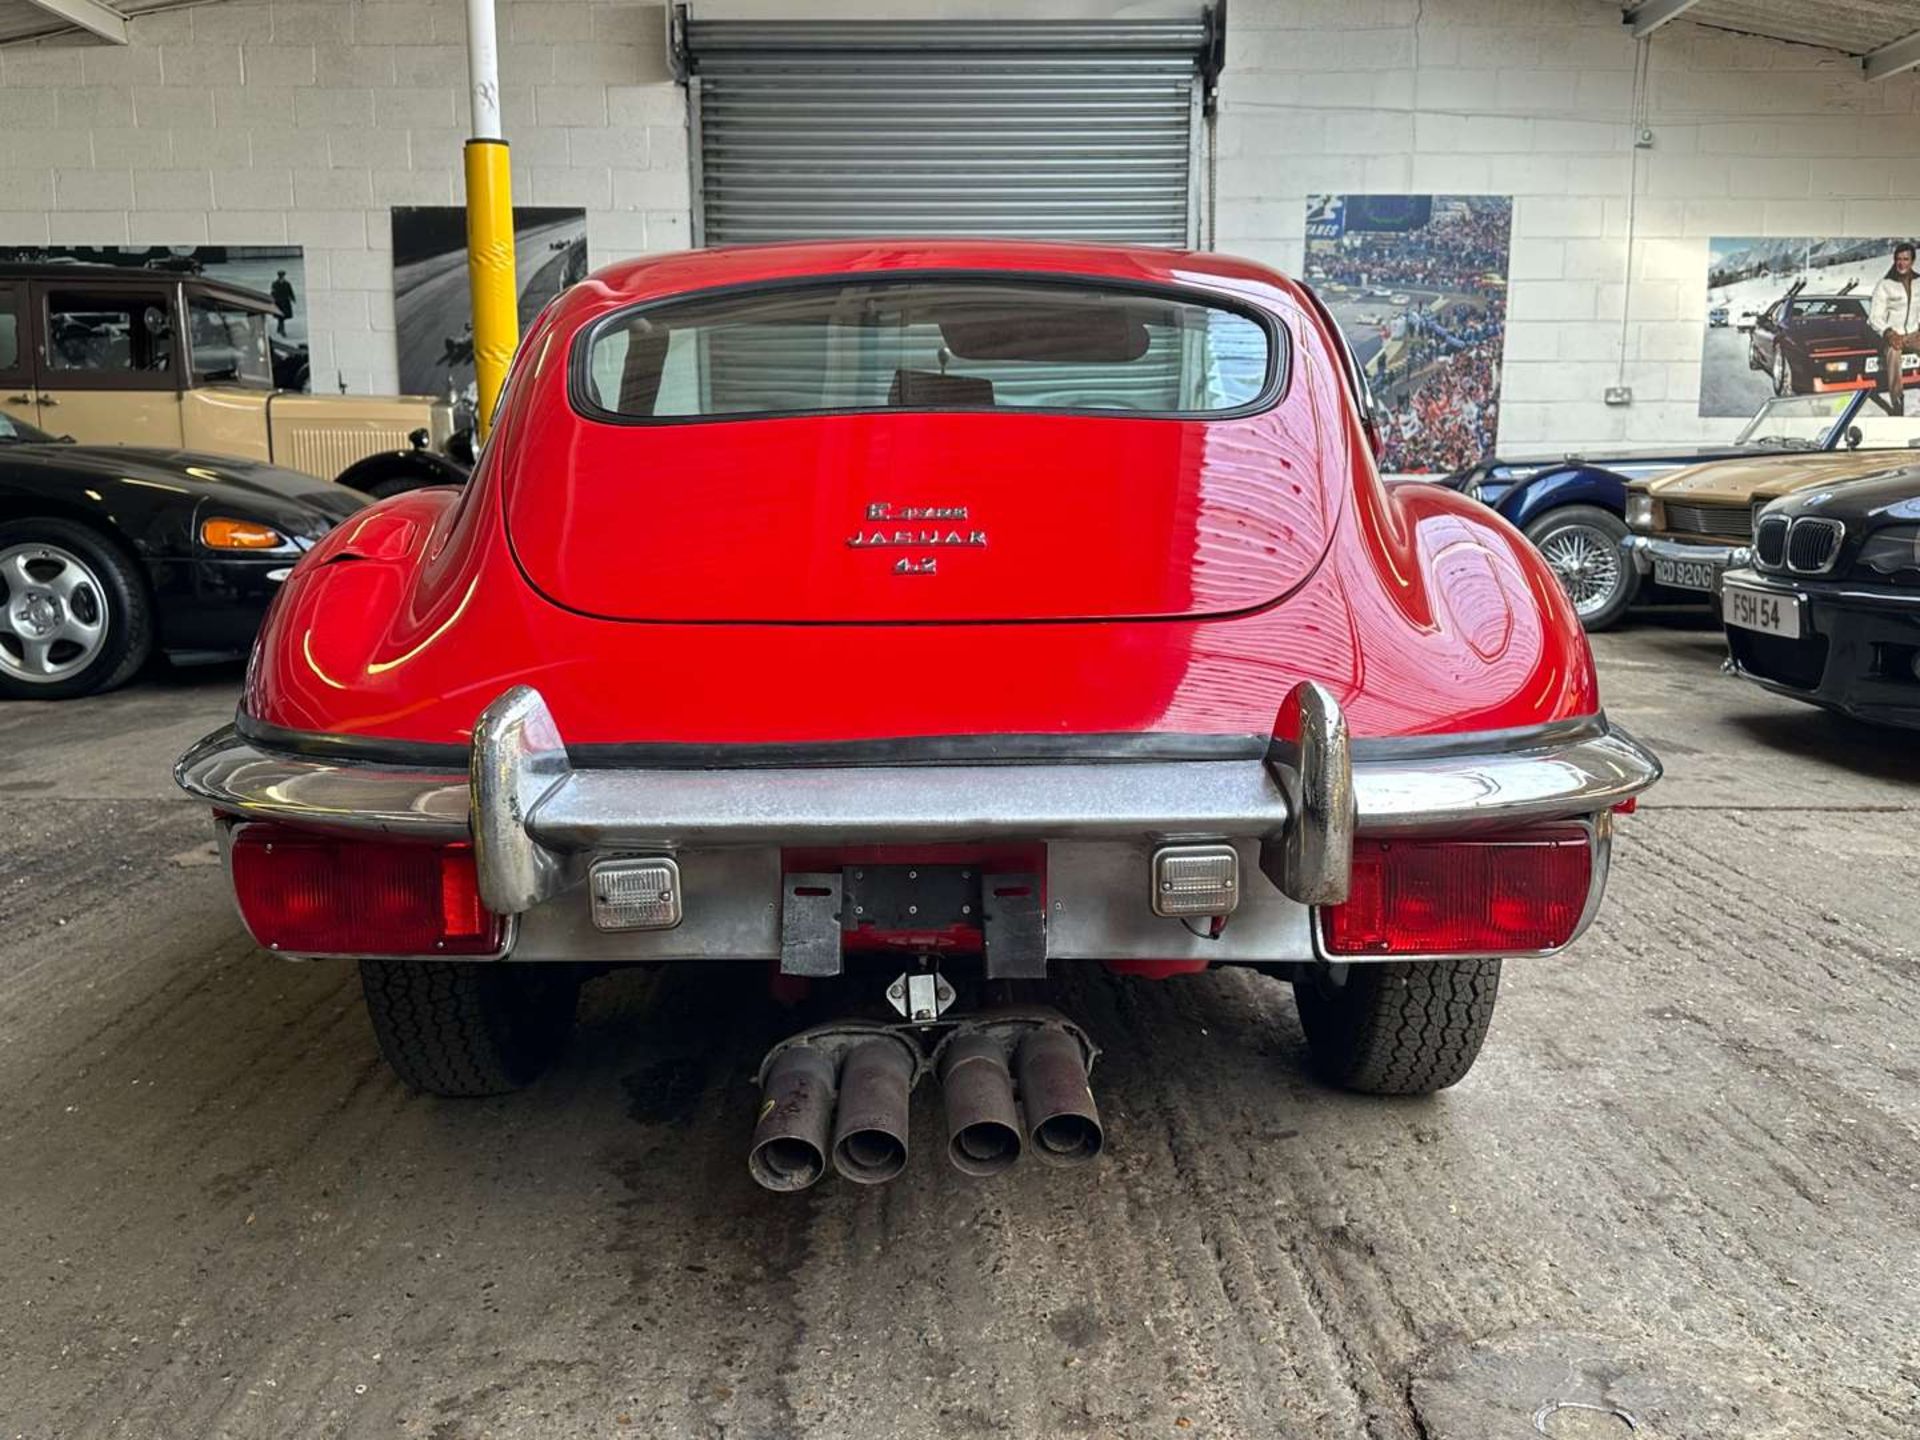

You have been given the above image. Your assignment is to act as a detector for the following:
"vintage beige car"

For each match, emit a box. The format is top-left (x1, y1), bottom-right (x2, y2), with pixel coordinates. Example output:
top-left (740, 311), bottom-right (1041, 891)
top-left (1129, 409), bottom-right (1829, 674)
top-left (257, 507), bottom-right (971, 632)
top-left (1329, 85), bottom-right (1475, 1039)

top-left (0, 263), bottom-right (468, 497)
top-left (1624, 394), bottom-right (1920, 597)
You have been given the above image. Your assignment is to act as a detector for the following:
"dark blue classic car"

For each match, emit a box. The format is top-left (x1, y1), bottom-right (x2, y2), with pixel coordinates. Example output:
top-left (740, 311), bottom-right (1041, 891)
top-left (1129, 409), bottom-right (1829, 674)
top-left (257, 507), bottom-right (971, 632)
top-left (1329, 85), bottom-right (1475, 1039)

top-left (1442, 390), bottom-right (1887, 629)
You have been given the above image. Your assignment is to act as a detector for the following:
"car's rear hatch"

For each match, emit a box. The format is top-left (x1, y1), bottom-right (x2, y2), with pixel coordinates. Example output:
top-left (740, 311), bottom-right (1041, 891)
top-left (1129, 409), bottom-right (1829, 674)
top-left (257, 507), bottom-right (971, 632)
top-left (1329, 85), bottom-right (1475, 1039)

top-left (1785, 314), bottom-right (1873, 352)
top-left (504, 270), bottom-right (1329, 625)
top-left (504, 410), bottom-right (1328, 624)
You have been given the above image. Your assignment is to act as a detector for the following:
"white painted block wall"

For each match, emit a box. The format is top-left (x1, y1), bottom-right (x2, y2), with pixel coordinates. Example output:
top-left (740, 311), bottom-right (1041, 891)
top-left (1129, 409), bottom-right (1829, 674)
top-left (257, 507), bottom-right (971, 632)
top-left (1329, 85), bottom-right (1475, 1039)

top-left (1220, 0), bottom-right (1920, 449)
top-left (2, 0), bottom-right (1917, 448)
top-left (0, 0), bottom-right (689, 394)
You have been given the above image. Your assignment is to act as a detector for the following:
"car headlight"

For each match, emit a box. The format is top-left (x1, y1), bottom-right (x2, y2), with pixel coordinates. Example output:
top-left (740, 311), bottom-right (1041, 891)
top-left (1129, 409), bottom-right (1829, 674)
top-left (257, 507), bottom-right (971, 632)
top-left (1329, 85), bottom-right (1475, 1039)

top-left (200, 516), bottom-right (291, 551)
top-left (1858, 524), bottom-right (1920, 578)
top-left (1626, 493), bottom-right (1657, 532)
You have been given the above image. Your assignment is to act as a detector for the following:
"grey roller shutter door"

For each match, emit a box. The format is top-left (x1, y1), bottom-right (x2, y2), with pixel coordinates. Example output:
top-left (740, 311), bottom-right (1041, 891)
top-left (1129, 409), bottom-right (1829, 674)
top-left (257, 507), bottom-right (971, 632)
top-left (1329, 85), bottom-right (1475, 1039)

top-left (687, 17), bottom-right (1210, 248)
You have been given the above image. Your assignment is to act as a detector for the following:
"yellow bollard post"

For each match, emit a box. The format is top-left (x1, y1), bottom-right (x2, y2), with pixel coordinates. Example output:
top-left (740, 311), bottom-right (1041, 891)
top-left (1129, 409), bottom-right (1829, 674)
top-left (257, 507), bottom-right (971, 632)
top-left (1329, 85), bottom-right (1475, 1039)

top-left (463, 137), bottom-right (517, 442)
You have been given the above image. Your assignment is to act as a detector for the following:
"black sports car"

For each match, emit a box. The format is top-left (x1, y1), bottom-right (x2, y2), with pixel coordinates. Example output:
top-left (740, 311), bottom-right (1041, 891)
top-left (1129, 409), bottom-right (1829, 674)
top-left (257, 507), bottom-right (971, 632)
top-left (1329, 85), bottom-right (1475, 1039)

top-left (0, 411), bottom-right (367, 699)
top-left (1720, 464), bottom-right (1920, 728)
top-left (1746, 280), bottom-right (1913, 398)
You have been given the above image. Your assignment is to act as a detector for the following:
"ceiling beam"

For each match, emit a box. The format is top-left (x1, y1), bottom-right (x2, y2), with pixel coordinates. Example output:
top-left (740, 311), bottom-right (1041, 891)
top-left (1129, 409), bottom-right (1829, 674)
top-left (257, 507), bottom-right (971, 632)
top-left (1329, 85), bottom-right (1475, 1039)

top-left (1864, 26), bottom-right (1920, 82)
top-left (18, 0), bottom-right (129, 44)
top-left (1623, 0), bottom-right (1704, 39)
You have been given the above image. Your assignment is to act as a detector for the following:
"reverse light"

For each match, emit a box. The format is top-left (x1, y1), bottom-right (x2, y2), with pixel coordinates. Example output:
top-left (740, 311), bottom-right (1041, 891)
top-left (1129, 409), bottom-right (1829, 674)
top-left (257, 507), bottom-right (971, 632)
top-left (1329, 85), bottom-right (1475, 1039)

top-left (589, 856), bottom-right (684, 931)
top-left (228, 824), bottom-right (504, 956)
top-left (1320, 828), bottom-right (1592, 957)
top-left (1150, 843), bottom-right (1240, 918)
top-left (201, 516), bottom-right (288, 550)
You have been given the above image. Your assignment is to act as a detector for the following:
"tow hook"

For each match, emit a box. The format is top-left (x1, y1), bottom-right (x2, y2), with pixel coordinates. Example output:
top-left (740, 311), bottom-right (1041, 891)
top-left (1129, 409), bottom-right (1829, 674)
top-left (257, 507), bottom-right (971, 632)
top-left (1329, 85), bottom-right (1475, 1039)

top-left (746, 1006), bottom-right (1101, 1193)
top-left (884, 968), bottom-right (956, 1023)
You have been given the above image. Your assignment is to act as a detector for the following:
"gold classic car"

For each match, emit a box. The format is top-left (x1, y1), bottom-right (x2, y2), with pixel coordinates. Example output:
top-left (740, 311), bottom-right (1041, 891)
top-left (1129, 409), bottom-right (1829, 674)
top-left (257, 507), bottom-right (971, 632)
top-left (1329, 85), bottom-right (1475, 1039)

top-left (1624, 393), bottom-right (1920, 596)
top-left (0, 263), bottom-right (468, 497)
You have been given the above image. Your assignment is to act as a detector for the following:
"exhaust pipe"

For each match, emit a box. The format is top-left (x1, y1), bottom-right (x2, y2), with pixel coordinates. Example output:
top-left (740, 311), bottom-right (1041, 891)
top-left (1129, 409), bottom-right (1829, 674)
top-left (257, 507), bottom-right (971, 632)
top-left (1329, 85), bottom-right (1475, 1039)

top-left (937, 1033), bottom-right (1023, 1177)
top-left (1015, 1027), bottom-right (1104, 1166)
top-left (831, 1037), bottom-right (915, 1184)
top-left (748, 1045), bottom-right (836, 1192)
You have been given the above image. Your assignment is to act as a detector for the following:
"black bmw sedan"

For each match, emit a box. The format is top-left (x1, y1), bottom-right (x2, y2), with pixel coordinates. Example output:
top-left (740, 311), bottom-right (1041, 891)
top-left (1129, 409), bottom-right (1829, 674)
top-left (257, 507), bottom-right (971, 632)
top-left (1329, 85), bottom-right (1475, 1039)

top-left (0, 412), bottom-right (368, 699)
top-left (1720, 464), bottom-right (1920, 728)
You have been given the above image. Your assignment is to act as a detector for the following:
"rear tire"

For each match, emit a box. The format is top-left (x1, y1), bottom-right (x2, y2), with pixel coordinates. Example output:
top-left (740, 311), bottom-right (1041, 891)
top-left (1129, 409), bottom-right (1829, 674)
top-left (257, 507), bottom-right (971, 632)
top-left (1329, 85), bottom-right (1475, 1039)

top-left (359, 960), bottom-right (581, 1097)
top-left (1293, 959), bottom-right (1501, 1095)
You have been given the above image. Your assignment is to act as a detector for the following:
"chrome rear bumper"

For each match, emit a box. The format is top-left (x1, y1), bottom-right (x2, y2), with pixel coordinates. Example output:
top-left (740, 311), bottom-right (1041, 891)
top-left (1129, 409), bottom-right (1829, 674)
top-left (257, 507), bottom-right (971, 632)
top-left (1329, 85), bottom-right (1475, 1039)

top-left (1623, 534), bottom-right (1752, 586)
top-left (177, 684), bottom-right (1660, 961)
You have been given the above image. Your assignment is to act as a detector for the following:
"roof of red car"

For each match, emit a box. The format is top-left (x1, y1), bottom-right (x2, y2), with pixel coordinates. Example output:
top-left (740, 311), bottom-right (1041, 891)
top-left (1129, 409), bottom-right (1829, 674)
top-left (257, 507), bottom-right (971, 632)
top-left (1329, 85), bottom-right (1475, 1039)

top-left (568, 239), bottom-right (1302, 310)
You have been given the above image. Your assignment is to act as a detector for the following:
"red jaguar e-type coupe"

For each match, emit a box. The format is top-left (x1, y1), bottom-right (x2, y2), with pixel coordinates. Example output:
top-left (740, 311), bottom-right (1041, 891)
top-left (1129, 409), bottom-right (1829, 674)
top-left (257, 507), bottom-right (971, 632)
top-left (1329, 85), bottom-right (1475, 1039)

top-left (179, 241), bottom-right (1659, 1191)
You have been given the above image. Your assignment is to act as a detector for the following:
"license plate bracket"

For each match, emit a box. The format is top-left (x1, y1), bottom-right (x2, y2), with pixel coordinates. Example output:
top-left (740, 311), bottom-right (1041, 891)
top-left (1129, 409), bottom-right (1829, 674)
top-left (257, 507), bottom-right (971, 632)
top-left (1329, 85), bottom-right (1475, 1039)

top-left (842, 864), bottom-right (977, 933)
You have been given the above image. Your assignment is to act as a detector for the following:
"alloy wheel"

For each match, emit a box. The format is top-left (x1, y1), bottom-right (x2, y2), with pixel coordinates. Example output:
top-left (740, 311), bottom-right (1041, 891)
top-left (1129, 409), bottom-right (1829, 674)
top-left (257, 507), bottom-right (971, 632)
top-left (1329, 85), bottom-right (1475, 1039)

top-left (0, 542), bottom-right (111, 685)
top-left (1538, 525), bottom-right (1624, 619)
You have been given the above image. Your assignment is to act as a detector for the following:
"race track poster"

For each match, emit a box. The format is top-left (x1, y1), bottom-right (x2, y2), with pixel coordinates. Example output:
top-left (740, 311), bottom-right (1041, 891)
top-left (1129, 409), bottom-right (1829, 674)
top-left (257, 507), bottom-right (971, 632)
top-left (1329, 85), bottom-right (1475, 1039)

top-left (390, 207), bottom-right (588, 414)
top-left (1700, 237), bottom-right (1919, 417)
top-left (1303, 194), bottom-right (1513, 474)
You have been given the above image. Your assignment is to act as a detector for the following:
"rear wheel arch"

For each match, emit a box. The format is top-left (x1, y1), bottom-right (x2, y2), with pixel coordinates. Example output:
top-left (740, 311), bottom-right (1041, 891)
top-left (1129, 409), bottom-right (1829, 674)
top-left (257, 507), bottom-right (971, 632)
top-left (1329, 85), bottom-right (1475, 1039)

top-left (333, 450), bottom-right (469, 500)
top-left (0, 494), bottom-right (146, 556)
top-left (0, 501), bottom-right (152, 591)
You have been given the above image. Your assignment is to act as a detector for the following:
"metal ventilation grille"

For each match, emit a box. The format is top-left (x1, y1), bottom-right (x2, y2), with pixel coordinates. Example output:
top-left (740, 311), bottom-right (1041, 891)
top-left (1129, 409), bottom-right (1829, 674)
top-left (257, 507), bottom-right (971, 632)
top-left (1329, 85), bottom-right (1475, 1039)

top-left (279, 426), bottom-right (412, 481)
top-left (1754, 513), bottom-right (1789, 568)
top-left (688, 18), bottom-right (1209, 248)
top-left (1676, 2), bottom-right (1920, 60)
top-left (1665, 503), bottom-right (1754, 540)
top-left (1785, 517), bottom-right (1845, 574)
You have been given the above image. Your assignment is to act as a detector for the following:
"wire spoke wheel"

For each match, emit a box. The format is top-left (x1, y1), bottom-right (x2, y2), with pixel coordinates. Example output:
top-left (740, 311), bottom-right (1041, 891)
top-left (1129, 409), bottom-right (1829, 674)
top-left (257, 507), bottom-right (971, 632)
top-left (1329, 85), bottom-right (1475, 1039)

top-left (1538, 525), bottom-right (1624, 618)
top-left (0, 542), bottom-right (112, 685)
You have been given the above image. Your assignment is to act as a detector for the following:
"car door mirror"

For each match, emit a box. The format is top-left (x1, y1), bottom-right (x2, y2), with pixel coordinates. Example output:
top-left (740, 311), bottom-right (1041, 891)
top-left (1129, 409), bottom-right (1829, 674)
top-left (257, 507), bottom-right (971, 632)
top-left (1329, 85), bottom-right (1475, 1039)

top-left (143, 305), bottom-right (172, 338)
top-left (1847, 425), bottom-right (1864, 450)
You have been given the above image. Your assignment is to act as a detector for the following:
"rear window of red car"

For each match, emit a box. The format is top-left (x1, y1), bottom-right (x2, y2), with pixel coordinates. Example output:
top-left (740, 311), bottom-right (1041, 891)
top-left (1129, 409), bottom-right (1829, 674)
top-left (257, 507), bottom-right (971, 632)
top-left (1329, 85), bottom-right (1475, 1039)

top-left (574, 277), bottom-right (1276, 422)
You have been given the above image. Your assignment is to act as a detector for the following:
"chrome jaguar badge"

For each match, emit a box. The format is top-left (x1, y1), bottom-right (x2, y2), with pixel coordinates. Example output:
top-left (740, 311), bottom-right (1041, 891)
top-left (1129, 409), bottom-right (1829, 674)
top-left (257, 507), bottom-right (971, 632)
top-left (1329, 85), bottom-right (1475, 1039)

top-left (848, 501), bottom-right (987, 555)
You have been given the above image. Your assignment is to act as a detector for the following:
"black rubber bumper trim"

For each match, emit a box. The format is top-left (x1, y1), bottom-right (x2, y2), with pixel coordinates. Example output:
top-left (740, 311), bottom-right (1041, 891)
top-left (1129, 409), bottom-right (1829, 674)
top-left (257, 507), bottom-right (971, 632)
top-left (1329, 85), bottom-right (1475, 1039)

top-left (234, 711), bottom-right (1273, 771)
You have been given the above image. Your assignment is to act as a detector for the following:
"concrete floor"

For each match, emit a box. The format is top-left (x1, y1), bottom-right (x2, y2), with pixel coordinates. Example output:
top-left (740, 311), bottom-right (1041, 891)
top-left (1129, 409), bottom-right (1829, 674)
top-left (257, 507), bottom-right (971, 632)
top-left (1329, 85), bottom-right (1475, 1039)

top-left (1, 616), bottom-right (1916, 1440)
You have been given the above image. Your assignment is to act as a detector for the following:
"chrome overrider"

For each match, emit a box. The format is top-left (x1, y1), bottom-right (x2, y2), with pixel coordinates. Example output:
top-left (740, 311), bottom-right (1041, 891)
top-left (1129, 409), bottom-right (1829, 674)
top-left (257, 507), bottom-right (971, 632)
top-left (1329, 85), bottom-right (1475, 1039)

top-left (176, 682), bottom-right (1662, 961)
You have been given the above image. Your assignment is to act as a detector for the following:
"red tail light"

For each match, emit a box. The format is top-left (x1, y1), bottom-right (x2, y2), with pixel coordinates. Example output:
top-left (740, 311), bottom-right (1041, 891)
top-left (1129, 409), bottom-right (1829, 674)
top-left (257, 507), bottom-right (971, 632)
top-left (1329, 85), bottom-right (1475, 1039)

top-left (229, 824), bottom-right (504, 956)
top-left (1321, 827), bottom-right (1592, 957)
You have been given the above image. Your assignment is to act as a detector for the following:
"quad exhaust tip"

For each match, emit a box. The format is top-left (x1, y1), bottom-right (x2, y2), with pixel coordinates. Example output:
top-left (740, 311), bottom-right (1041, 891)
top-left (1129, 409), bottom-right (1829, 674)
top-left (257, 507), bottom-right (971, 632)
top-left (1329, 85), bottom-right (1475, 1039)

top-left (747, 1045), bottom-right (835, 1192)
top-left (749, 1011), bottom-right (1101, 1193)
top-left (1015, 1027), bottom-right (1104, 1167)
top-left (830, 1037), bottom-right (916, 1185)
top-left (938, 1032), bottom-right (1024, 1178)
